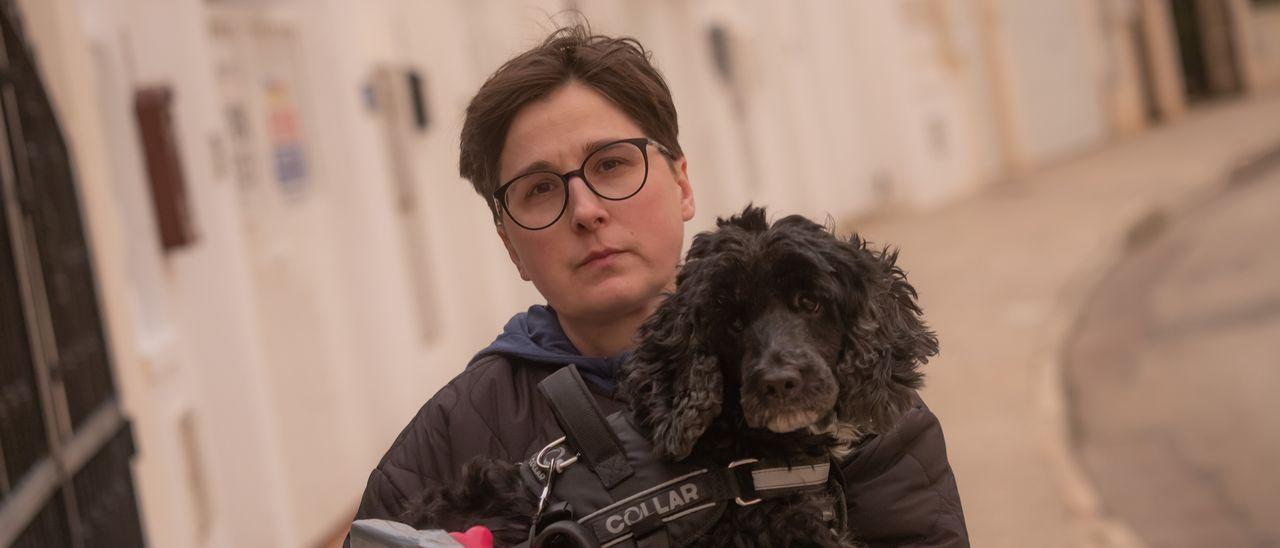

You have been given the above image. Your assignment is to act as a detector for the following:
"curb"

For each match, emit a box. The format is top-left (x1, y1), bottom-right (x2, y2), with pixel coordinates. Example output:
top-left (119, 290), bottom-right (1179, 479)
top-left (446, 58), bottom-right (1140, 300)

top-left (1040, 134), bottom-right (1280, 548)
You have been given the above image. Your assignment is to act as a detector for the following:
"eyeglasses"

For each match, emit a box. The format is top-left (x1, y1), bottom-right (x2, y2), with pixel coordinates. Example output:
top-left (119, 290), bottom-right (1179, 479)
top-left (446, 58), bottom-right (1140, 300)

top-left (492, 137), bottom-right (674, 230)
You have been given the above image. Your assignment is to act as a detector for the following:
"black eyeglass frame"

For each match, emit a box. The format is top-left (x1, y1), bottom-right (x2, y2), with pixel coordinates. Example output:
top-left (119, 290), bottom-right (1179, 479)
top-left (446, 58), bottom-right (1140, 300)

top-left (491, 137), bottom-right (675, 231)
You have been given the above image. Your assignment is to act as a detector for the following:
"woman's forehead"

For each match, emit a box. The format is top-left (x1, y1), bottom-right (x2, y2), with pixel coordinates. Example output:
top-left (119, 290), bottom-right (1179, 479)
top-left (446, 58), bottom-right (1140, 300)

top-left (499, 83), bottom-right (644, 177)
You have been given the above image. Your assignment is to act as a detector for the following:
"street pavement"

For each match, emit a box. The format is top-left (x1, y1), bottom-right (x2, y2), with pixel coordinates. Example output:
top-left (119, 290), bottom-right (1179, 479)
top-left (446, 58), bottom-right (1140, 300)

top-left (1066, 154), bottom-right (1280, 548)
top-left (842, 91), bottom-right (1280, 548)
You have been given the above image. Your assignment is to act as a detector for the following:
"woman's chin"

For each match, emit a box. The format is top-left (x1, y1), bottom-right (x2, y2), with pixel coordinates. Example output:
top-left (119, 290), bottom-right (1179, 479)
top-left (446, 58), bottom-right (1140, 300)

top-left (556, 279), bottom-right (662, 319)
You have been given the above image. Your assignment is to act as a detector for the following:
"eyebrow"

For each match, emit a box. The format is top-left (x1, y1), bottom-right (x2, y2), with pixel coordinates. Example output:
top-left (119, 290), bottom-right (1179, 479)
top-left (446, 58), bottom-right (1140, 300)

top-left (507, 137), bottom-right (625, 179)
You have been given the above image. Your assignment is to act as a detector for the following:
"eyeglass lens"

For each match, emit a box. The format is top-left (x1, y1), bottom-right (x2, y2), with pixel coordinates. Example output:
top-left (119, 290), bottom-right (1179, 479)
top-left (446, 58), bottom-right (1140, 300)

top-left (501, 140), bottom-right (649, 229)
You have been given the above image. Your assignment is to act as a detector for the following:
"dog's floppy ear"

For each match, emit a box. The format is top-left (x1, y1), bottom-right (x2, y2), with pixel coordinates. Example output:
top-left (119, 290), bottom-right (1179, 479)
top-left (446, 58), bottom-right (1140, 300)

top-left (834, 235), bottom-right (938, 434)
top-left (621, 204), bottom-right (766, 459)
top-left (619, 256), bottom-right (724, 461)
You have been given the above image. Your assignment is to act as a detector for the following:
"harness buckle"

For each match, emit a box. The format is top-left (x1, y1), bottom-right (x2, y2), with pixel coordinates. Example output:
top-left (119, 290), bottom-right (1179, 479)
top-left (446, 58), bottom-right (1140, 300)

top-left (727, 458), bottom-right (762, 506)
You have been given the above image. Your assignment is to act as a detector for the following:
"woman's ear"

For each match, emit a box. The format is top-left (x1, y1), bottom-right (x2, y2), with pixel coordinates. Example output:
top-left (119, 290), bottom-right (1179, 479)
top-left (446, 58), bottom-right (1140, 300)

top-left (834, 236), bottom-right (937, 433)
top-left (671, 156), bottom-right (696, 222)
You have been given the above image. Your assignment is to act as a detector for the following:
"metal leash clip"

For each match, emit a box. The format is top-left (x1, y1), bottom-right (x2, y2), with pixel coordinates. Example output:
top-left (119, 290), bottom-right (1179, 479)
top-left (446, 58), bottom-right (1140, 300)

top-left (529, 436), bottom-right (580, 543)
top-left (534, 436), bottom-right (580, 473)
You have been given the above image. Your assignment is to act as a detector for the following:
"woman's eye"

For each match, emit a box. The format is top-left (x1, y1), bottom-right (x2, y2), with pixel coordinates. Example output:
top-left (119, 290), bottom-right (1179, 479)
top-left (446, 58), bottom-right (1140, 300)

top-left (795, 295), bottom-right (821, 314)
top-left (597, 158), bottom-right (624, 172)
top-left (526, 181), bottom-right (555, 197)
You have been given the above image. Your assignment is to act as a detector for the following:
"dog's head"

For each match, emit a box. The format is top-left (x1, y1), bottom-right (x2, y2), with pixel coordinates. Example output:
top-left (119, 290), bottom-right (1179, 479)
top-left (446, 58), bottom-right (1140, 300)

top-left (619, 205), bottom-right (938, 461)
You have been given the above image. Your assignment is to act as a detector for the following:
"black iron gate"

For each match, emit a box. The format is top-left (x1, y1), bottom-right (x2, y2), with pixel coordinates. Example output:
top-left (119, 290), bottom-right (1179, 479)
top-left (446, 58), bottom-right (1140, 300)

top-left (0, 3), bottom-right (145, 547)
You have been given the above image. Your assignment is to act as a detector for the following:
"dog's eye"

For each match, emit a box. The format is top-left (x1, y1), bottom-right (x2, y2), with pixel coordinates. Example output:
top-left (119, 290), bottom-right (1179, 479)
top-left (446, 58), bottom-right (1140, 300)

top-left (795, 295), bottom-right (821, 314)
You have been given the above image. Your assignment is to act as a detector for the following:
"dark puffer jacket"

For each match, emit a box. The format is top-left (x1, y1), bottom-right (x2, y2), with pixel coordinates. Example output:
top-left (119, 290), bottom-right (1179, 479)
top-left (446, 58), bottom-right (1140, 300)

top-left (349, 307), bottom-right (968, 547)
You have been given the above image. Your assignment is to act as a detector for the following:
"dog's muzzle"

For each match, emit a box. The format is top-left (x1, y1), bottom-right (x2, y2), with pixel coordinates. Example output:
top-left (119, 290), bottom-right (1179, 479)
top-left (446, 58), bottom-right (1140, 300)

top-left (742, 350), bottom-right (838, 432)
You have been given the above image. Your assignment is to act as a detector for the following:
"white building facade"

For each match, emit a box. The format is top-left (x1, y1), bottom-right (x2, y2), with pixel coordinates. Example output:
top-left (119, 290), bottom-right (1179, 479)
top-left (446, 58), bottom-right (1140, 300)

top-left (9, 0), bottom-right (1277, 545)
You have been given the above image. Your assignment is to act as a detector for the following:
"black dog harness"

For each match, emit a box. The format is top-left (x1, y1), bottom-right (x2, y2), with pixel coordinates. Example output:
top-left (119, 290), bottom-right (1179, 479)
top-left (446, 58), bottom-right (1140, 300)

top-left (520, 366), bottom-right (846, 548)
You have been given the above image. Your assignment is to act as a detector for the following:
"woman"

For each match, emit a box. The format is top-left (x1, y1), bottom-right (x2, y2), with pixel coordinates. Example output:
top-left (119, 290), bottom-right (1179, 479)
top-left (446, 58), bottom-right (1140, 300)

top-left (351, 24), bottom-right (968, 547)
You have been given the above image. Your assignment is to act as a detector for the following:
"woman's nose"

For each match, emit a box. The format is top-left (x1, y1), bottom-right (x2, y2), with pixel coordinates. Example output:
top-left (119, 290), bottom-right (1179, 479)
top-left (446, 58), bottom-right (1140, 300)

top-left (566, 175), bottom-right (609, 231)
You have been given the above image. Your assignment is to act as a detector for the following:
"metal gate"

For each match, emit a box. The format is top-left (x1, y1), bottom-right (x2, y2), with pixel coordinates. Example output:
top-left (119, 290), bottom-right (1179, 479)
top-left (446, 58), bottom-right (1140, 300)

top-left (0, 3), bottom-right (145, 547)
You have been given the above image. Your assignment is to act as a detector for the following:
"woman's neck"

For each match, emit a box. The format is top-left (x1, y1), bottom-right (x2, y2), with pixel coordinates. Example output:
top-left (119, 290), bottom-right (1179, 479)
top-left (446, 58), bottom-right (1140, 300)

top-left (557, 304), bottom-right (653, 358)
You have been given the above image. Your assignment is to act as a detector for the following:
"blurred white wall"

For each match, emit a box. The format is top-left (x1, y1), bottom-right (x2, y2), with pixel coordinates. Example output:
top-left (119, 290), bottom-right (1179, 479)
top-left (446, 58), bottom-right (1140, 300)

top-left (11, 0), bottom-right (1274, 546)
top-left (990, 0), bottom-right (1109, 165)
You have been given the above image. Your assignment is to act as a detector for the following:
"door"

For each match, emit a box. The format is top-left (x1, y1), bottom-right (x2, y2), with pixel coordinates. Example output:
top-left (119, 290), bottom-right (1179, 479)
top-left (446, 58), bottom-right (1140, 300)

top-left (1170, 0), bottom-right (1244, 100)
top-left (207, 8), bottom-right (358, 541)
top-left (0, 4), bottom-right (145, 547)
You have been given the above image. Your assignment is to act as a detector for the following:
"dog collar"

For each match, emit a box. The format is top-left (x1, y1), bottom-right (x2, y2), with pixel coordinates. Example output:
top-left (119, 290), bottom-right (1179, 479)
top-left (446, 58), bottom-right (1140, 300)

top-left (726, 457), bottom-right (832, 505)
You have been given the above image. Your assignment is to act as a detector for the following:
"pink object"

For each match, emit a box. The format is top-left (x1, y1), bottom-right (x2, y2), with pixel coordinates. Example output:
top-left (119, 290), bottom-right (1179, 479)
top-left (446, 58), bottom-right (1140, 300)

top-left (448, 525), bottom-right (494, 548)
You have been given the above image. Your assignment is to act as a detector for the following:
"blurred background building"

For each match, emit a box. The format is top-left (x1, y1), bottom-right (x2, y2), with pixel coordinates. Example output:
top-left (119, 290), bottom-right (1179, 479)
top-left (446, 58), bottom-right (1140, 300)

top-left (1, 0), bottom-right (1278, 546)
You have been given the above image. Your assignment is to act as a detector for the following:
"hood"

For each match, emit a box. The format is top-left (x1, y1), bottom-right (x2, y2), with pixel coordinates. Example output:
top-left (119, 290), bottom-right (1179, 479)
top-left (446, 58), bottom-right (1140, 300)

top-left (468, 305), bottom-right (630, 394)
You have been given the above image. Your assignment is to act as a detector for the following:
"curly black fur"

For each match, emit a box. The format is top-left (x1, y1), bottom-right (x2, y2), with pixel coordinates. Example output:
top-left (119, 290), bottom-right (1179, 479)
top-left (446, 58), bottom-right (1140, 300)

top-left (620, 205), bottom-right (937, 463)
top-left (618, 205), bottom-right (937, 547)
top-left (399, 457), bottom-right (535, 546)
top-left (404, 205), bottom-right (938, 547)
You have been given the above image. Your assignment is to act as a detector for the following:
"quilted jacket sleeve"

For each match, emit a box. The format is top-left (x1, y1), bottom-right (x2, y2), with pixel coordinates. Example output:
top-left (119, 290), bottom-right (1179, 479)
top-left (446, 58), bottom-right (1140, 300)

top-left (345, 357), bottom-right (554, 547)
top-left (841, 394), bottom-right (969, 547)
top-left (351, 381), bottom-right (461, 524)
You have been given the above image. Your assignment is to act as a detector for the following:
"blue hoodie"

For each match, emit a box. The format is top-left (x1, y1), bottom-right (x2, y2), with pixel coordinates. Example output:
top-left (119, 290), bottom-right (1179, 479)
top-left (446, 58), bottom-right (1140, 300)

top-left (467, 305), bottom-right (630, 394)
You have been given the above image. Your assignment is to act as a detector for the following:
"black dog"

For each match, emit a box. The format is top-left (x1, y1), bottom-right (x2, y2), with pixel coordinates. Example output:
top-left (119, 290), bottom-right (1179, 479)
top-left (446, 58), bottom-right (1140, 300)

top-left (402, 206), bottom-right (938, 547)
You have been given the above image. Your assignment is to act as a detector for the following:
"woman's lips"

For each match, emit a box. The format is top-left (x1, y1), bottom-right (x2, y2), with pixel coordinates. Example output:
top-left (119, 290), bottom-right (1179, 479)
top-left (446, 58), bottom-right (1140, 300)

top-left (579, 248), bottom-right (624, 267)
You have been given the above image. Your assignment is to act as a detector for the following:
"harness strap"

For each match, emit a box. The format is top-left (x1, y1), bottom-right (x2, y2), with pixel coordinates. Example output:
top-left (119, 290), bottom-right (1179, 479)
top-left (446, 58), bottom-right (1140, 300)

top-left (634, 528), bottom-right (671, 548)
top-left (538, 366), bottom-right (635, 489)
top-left (534, 366), bottom-right (843, 546)
top-left (574, 459), bottom-right (832, 547)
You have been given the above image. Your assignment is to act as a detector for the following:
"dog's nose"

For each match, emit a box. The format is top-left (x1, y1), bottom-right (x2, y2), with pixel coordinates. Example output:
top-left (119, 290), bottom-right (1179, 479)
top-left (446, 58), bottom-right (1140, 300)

top-left (760, 368), bottom-right (803, 400)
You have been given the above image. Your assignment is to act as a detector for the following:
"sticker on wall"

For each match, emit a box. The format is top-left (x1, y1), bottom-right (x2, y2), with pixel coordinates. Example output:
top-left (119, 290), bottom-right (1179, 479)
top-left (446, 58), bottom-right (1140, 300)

top-left (263, 78), bottom-right (308, 194)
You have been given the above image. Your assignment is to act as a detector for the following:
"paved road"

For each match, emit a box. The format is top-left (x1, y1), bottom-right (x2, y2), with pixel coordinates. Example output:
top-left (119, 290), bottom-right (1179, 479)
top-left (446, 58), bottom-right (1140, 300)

top-left (1065, 159), bottom-right (1280, 547)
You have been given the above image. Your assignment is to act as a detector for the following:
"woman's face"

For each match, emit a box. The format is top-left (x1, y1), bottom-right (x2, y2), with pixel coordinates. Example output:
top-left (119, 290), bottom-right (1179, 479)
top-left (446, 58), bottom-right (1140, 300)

top-left (496, 82), bottom-right (695, 324)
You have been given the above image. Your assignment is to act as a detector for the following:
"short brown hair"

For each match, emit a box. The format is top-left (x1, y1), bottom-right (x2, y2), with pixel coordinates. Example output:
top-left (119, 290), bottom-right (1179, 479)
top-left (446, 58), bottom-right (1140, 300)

top-left (458, 24), bottom-right (684, 219)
